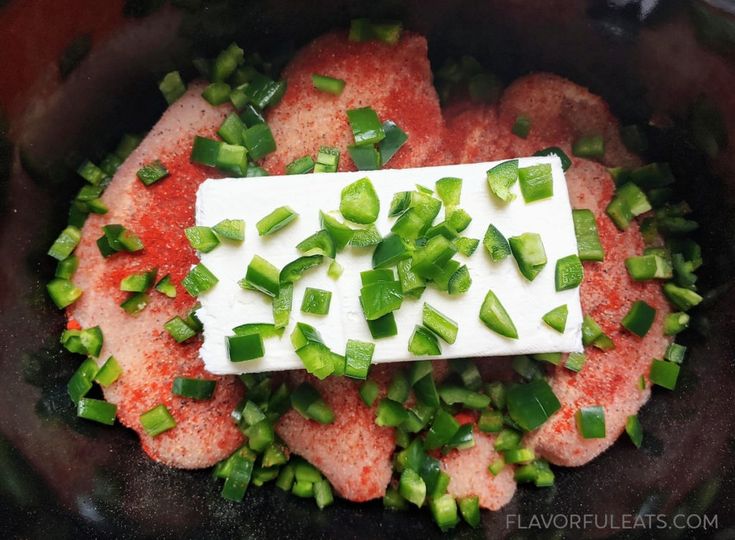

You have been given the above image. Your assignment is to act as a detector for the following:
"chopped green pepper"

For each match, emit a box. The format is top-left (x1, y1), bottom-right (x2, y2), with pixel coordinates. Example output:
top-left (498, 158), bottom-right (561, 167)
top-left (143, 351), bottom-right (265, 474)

top-left (438, 386), bottom-right (490, 410)
top-left (366, 312), bottom-right (398, 339)
top-left (345, 339), bottom-right (374, 379)
top-left (663, 283), bottom-right (703, 311)
top-left (387, 370), bottom-right (410, 403)
top-left (479, 289), bottom-right (518, 339)
top-left (61, 326), bottom-right (103, 357)
top-left (486, 159), bottom-right (518, 202)
top-left (55, 255), bottom-right (79, 280)
top-left (314, 146), bottom-right (340, 173)
top-left (509, 233), bottom-right (547, 281)
top-left (185, 226), bottom-right (220, 253)
top-left (221, 454), bottom-right (253, 502)
top-left (408, 325), bottom-right (441, 356)
top-left (478, 409), bottom-right (504, 433)
top-left (507, 379), bottom-right (561, 431)
top-left (664, 312), bottom-right (690, 336)
top-left (140, 404), bottom-right (176, 436)
top-left (503, 447), bottom-right (535, 464)
top-left (297, 229), bottom-right (336, 258)
top-left (232, 322), bottom-right (284, 339)
top-left (154, 274), bottom-right (177, 298)
top-left (665, 342), bottom-right (687, 364)
top-left (217, 113), bottom-right (246, 145)
top-left (327, 260), bottom-right (343, 279)
top-left (447, 209), bottom-right (472, 233)
top-left (241, 255), bottom-right (279, 297)
top-left (280, 255), bottom-right (323, 284)
top-left (272, 282), bottom-right (293, 329)
top-left (424, 409), bottom-right (460, 450)
top-left (212, 219), bottom-right (245, 242)
top-left (621, 300), bottom-right (657, 337)
top-left (483, 224), bottom-right (511, 262)
top-left (649, 359), bottom-right (679, 390)
top-left (243, 123), bottom-right (276, 160)
top-left (378, 120), bottom-right (408, 166)
top-left (347, 107), bottom-right (385, 146)
top-left (301, 287), bottom-right (332, 315)
top-left (532, 352), bottom-right (562, 365)
top-left (348, 144), bottom-right (381, 171)
top-left (164, 316), bottom-right (197, 343)
top-left (48, 226), bottom-right (81, 261)
top-left (172, 377), bottom-right (216, 400)
top-left (340, 177), bottom-right (380, 224)
top-left (572, 135), bottom-right (605, 159)
top-left (245, 69), bottom-right (286, 106)
top-left (67, 357), bottom-right (99, 403)
top-left (76, 159), bottom-right (107, 186)
top-left (372, 234), bottom-right (411, 268)
top-left (422, 303), bottom-right (458, 344)
top-left (454, 237), bottom-right (479, 257)
top-left (399, 468), bottom-right (426, 508)
top-left (625, 254), bottom-right (673, 280)
top-left (320, 212), bottom-right (355, 250)
top-left (295, 342), bottom-right (335, 380)
top-left (576, 406), bottom-right (606, 438)
top-left (534, 146), bottom-right (572, 171)
top-left (256, 206), bottom-right (298, 236)
top-left (182, 263), bottom-right (218, 296)
top-left (359, 380), bottom-right (380, 406)
top-left (435, 177), bottom-right (462, 210)
top-left (360, 280), bottom-right (403, 320)
top-left (625, 414), bottom-right (643, 448)
top-left (227, 334), bottom-right (265, 362)
top-left (202, 81), bottom-right (231, 105)
top-left (512, 115), bottom-right (531, 138)
top-left (314, 479), bottom-right (334, 509)
top-left (488, 457), bottom-right (506, 476)
top-left (572, 209), bottom-right (605, 261)
top-left (349, 225), bottom-right (382, 248)
top-left (430, 494), bottom-right (460, 532)
top-left (158, 71), bottom-right (186, 105)
top-left (411, 235), bottom-right (457, 280)
top-left (396, 258), bottom-right (425, 298)
top-left (95, 356), bottom-right (122, 387)
top-left (291, 382), bottom-right (335, 424)
top-left (555, 254), bottom-right (584, 291)
top-left (565, 352), bottom-right (586, 372)
top-left (77, 398), bottom-right (117, 425)
top-left (581, 314), bottom-right (614, 350)
top-left (375, 398), bottom-right (409, 427)
top-left (136, 160), bottom-right (169, 186)
top-left (311, 73), bottom-right (345, 95)
top-left (542, 304), bottom-right (568, 333)
top-left (518, 163), bottom-right (554, 202)
top-left (47, 278), bottom-right (82, 308)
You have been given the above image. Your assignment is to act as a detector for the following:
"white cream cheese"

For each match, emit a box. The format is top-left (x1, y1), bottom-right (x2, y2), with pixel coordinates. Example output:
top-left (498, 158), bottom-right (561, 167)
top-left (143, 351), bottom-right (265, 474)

top-left (196, 156), bottom-right (583, 375)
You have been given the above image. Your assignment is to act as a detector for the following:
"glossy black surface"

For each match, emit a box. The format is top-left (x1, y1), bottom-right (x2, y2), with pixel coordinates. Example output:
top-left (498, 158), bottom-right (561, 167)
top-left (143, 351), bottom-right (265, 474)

top-left (1, 1), bottom-right (734, 538)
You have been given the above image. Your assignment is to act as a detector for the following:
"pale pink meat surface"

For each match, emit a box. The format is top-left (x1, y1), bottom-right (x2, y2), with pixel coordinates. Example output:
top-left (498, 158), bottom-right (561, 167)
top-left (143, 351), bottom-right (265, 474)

top-left (268, 31), bottom-right (449, 502)
top-left (527, 162), bottom-right (671, 466)
top-left (441, 430), bottom-right (516, 511)
top-left (443, 102), bottom-right (512, 165)
top-left (262, 30), bottom-right (449, 173)
top-left (276, 371), bottom-right (396, 503)
top-left (445, 75), bottom-right (671, 467)
top-left (497, 73), bottom-right (641, 168)
top-left (69, 83), bottom-right (245, 469)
